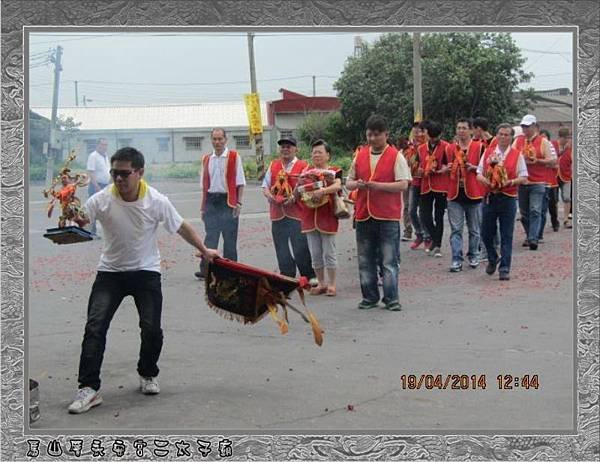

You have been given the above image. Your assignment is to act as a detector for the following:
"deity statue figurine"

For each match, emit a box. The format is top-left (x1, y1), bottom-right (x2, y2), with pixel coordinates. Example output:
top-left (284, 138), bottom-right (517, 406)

top-left (43, 150), bottom-right (94, 244)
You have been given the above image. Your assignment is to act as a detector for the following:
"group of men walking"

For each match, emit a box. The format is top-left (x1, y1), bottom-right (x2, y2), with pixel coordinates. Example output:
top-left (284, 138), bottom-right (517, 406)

top-left (398, 114), bottom-right (572, 282)
top-left (197, 114), bottom-right (573, 306)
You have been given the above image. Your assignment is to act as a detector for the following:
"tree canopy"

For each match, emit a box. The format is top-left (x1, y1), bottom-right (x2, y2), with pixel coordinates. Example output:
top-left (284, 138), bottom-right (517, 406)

top-left (332, 32), bottom-right (536, 147)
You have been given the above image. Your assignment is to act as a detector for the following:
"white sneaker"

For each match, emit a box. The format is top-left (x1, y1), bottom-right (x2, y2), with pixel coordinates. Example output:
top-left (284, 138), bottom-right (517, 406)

top-left (309, 277), bottom-right (319, 287)
top-left (139, 375), bottom-right (160, 395)
top-left (67, 387), bottom-right (102, 414)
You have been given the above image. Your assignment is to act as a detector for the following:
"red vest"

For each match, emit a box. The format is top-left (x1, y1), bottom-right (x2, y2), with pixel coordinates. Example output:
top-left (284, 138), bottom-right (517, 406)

top-left (477, 136), bottom-right (497, 151)
top-left (482, 146), bottom-right (520, 197)
top-left (513, 135), bottom-right (547, 184)
top-left (554, 140), bottom-right (573, 182)
top-left (354, 145), bottom-right (403, 221)
top-left (403, 143), bottom-right (421, 187)
top-left (300, 165), bottom-right (340, 234)
top-left (418, 140), bottom-right (449, 194)
top-left (201, 151), bottom-right (239, 211)
top-left (269, 159), bottom-right (307, 221)
top-left (446, 140), bottom-right (485, 200)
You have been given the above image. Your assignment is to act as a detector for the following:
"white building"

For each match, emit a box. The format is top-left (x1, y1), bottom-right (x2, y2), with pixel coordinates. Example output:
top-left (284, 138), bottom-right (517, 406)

top-left (32, 102), bottom-right (273, 164)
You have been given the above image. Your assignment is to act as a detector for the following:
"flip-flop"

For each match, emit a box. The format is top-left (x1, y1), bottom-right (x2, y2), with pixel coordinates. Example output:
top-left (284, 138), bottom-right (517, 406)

top-left (309, 286), bottom-right (327, 295)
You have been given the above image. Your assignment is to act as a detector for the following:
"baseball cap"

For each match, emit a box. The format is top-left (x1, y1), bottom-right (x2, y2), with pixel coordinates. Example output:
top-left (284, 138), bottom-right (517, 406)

top-left (277, 136), bottom-right (297, 146)
top-left (520, 114), bottom-right (537, 126)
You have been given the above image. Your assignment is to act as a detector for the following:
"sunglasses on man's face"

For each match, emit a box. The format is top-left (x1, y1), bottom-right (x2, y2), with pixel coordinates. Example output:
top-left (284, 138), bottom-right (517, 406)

top-left (110, 169), bottom-right (138, 179)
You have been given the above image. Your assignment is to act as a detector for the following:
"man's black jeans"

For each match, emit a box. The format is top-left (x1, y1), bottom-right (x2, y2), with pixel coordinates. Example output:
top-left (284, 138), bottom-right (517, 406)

top-left (200, 193), bottom-right (239, 272)
top-left (78, 270), bottom-right (163, 391)
top-left (271, 217), bottom-right (316, 279)
top-left (419, 191), bottom-right (447, 248)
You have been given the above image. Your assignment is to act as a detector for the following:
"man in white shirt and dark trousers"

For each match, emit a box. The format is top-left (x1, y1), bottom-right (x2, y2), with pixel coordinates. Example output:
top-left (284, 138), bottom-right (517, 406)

top-left (86, 138), bottom-right (111, 236)
top-left (68, 147), bottom-right (219, 414)
top-left (477, 124), bottom-right (529, 281)
top-left (195, 128), bottom-right (246, 278)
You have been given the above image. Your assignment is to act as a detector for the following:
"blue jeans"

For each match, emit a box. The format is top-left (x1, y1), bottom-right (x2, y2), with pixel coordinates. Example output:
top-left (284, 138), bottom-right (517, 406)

top-left (447, 200), bottom-right (481, 264)
top-left (409, 185), bottom-right (427, 238)
top-left (518, 183), bottom-right (546, 242)
top-left (356, 218), bottom-right (400, 305)
top-left (481, 194), bottom-right (518, 274)
top-left (78, 271), bottom-right (163, 391)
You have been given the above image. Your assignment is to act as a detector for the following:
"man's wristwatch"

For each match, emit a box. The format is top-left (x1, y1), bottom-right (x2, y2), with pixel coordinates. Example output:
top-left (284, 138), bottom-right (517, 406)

top-left (236, 201), bottom-right (242, 206)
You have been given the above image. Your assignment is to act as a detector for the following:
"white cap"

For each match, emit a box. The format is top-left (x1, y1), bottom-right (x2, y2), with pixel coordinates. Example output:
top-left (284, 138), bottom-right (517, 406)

top-left (520, 114), bottom-right (537, 126)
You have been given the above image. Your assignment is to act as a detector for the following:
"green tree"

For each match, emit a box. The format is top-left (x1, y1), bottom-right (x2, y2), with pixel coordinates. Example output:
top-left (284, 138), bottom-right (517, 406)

top-left (57, 115), bottom-right (82, 154)
top-left (333, 32), bottom-right (536, 144)
top-left (298, 111), bottom-right (359, 155)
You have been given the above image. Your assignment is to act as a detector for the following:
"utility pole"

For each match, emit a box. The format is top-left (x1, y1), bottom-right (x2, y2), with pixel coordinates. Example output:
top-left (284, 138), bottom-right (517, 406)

top-left (412, 32), bottom-right (423, 123)
top-left (247, 32), bottom-right (265, 180)
top-left (74, 80), bottom-right (79, 106)
top-left (312, 75), bottom-right (316, 97)
top-left (354, 36), bottom-right (363, 58)
top-left (46, 45), bottom-right (63, 186)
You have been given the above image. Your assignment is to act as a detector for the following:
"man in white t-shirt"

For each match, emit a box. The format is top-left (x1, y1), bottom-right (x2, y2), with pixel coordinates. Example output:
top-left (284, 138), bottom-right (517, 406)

top-left (86, 138), bottom-right (111, 235)
top-left (67, 147), bottom-right (219, 414)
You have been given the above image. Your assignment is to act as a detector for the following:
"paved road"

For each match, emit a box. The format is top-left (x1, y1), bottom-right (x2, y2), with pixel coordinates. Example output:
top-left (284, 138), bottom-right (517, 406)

top-left (28, 180), bottom-right (573, 431)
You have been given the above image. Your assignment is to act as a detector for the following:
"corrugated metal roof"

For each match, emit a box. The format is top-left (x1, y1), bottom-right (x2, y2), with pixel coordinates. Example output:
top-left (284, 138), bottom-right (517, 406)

top-left (533, 105), bottom-right (573, 123)
top-left (31, 102), bottom-right (269, 131)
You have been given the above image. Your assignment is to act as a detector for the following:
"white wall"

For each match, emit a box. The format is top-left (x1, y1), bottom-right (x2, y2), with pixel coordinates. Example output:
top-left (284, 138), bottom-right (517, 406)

top-left (72, 127), bottom-right (274, 165)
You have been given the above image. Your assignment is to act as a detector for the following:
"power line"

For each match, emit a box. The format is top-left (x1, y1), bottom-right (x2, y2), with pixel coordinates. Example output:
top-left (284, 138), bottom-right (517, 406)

top-left (64, 75), bottom-right (338, 87)
top-left (521, 48), bottom-right (572, 55)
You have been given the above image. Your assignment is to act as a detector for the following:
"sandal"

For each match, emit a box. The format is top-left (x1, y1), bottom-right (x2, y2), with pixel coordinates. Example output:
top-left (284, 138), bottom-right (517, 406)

top-left (309, 286), bottom-right (327, 295)
top-left (326, 287), bottom-right (336, 297)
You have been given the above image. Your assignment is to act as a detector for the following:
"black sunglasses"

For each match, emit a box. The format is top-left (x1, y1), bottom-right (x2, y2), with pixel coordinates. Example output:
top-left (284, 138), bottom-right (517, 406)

top-left (110, 169), bottom-right (138, 179)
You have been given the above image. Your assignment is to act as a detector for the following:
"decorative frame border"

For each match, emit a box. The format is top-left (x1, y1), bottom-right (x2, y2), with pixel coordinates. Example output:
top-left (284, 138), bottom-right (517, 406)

top-left (2, 1), bottom-right (598, 460)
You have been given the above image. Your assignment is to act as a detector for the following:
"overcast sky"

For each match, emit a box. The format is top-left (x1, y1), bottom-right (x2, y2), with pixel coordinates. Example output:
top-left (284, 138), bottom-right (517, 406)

top-left (28, 31), bottom-right (573, 109)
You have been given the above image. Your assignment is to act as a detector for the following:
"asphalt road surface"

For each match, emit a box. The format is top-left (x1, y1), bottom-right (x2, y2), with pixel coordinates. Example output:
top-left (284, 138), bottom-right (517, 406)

top-left (28, 180), bottom-right (573, 432)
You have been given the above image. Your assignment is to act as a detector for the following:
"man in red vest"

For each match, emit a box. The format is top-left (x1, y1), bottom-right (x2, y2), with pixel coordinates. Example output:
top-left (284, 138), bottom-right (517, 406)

top-left (196, 128), bottom-right (246, 278)
top-left (262, 136), bottom-right (316, 283)
top-left (477, 124), bottom-right (529, 280)
top-left (406, 123), bottom-right (430, 249)
top-left (513, 115), bottom-right (557, 250)
top-left (346, 115), bottom-right (411, 311)
top-left (553, 127), bottom-right (573, 228)
top-left (473, 117), bottom-right (495, 150)
top-left (472, 117), bottom-right (499, 262)
top-left (417, 120), bottom-right (450, 258)
top-left (446, 118), bottom-right (485, 272)
top-left (538, 129), bottom-right (560, 239)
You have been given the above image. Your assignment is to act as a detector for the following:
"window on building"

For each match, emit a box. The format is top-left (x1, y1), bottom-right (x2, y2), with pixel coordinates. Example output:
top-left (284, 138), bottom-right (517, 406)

top-left (84, 139), bottom-right (97, 153)
top-left (233, 135), bottom-right (251, 149)
top-left (279, 129), bottom-right (294, 139)
top-left (117, 138), bottom-right (132, 149)
top-left (183, 136), bottom-right (203, 151)
top-left (157, 137), bottom-right (170, 152)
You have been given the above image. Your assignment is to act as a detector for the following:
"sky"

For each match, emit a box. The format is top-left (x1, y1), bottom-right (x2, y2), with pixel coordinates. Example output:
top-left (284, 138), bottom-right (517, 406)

top-left (28, 31), bottom-right (573, 109)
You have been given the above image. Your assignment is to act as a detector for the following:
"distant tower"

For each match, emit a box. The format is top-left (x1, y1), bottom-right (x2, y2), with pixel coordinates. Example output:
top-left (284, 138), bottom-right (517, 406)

top-left (354, 36), bottom-right (363, 57)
